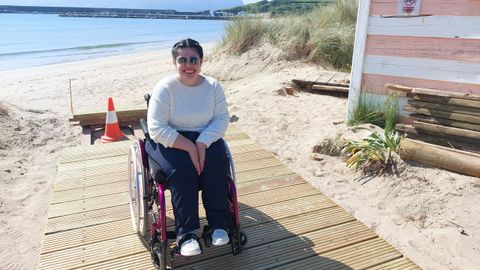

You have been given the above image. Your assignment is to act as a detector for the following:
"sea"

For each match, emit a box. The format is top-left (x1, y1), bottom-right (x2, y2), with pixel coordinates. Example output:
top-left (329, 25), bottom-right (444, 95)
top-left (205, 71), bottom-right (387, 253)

top-left (0, 13), bottom-right (228, 71)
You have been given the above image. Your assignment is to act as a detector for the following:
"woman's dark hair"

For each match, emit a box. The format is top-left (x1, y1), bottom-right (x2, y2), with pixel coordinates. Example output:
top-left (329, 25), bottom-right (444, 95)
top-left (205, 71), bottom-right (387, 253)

top-left (171, 38), bottom-right (203, 59)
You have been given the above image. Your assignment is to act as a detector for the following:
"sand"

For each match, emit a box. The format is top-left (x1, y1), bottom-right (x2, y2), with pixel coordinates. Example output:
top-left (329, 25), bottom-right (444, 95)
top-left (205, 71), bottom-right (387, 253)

top-left (0, 44), bottom-right (479, 270)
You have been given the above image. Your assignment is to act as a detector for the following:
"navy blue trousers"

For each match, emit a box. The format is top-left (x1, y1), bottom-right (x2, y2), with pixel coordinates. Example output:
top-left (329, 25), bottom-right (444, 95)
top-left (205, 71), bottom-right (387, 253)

top-left (145, 131), bottom-right (229, 236)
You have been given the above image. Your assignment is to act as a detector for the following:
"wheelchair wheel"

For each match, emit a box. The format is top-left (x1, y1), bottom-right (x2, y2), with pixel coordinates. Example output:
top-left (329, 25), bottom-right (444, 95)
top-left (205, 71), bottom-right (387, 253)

top-left (151, 242), bottom-right (167, 270)
top-left (128, 140), bottom-right (148, 236)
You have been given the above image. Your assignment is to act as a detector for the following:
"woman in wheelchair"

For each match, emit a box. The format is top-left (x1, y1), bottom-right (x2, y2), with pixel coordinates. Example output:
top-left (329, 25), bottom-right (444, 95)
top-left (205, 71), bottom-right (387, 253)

top-left (145, 38), bottom-right (230, 257)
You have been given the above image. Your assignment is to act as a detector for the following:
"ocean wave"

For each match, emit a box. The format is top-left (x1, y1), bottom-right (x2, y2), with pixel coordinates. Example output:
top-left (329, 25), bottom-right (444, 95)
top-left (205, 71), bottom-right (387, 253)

top-left (0, 40), bottom-right (164, 57)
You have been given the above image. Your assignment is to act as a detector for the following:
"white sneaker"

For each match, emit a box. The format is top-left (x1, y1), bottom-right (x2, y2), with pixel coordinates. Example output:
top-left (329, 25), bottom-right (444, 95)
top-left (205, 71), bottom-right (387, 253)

top-left (178, 236), bottom-right (201, 256)
top-left (212, 229), bottom-right (229, 246)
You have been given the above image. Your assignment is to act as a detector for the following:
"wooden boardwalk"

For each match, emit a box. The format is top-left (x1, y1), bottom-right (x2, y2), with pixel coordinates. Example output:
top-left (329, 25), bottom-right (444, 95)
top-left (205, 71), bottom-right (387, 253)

top-left (38, 126), bottom-right (420, 269)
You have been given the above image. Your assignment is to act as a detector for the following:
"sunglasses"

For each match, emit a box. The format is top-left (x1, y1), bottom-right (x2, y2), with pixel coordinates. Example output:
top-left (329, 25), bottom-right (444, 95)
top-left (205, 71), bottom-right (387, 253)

top-left (176, 56), bottom-right (200, 65)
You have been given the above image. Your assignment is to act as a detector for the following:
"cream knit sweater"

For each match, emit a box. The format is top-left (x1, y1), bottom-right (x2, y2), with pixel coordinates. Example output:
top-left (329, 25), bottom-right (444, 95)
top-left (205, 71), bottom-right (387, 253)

top-left (147, 74), bottom-right (229, 148)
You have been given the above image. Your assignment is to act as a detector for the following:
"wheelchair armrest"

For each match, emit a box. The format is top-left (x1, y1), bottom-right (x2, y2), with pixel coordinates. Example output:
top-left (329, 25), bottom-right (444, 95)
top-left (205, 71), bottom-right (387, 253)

top-left (140, 118), bottom-right (150, 139)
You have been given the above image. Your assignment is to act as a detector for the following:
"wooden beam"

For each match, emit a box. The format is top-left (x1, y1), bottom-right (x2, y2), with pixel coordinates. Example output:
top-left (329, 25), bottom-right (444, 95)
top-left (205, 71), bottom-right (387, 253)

top-left (387, 83), bottom-right (480, 101)
top-left (411, 87), bottom-right (480, 101)
top-left (385, 83), bottom-right (412, 93)
top-left (407, 93), bottom-right (480, 109)
top-left (408, 100), bottom-right (480, 117)
top-left (396, 123), bottom-right (480, 147)
top-left (311, 84), bottom-right (349, 93)
top-left (70, 108), bottom-right (147, 126)
top-left (413, 121), bottom-right (480, 141)
top-left (404, 105), bottom-right (480, 124)
top-left (411, 114), bottom-right (480, 132)
top-left (400, 138), bottom-right (480, 177)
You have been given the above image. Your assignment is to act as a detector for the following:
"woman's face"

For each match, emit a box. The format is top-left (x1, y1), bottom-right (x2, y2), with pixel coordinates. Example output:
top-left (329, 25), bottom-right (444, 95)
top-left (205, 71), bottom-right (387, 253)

top-left (174, 48), bottom-right (203, 86)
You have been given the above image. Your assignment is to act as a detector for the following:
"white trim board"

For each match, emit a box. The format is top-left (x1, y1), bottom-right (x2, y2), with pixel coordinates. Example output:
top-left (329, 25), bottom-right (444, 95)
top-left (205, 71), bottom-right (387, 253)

top-left (347, 0), bottom-right (371, 120)
top-left (364, 55), bottom-right (480, 85)
top-left (368, 15), bottom-right (480, 39)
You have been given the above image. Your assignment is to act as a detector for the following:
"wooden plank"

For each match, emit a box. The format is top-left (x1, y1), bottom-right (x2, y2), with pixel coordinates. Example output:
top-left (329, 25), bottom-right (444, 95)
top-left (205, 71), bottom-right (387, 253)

top-left (409, 100), bottom-right (480, 116)
top-left (176, 221), bottom-right (377, 269)
top-left (413, 121), bottom-right (480, 140)
top-left (366, 35), bottom-right (480, 64)
top-left (311, 84), bottom-right (349, 93)
top-left (73, 252), bottom-right (151, 270)
top-left (404, 105), bottom-right (480, 124)
top-left (408, 93), bottom-right (480, 109)
top-left (385, 83), bottom-right (412, 93)
top-left (272, 238), bottom-right (404, 269)
top-left (173, 208), bottom-right (356, 267)
top-left (38, 234), bottom-right (145, 270)
top-left (410, 87), bottom-right (480, 101)
top-left (364, 55), bottom-right (480, 85)
top-left (52, 181), bottom-right (127, 204)
top-left (235, 166), bottom-right (293, 183)
top-left (58, 155), bottom-right (126, 172)
top-left (411, 114), bottom-right (480, 132)
top-left (370, 0), bottom-right (480, 16)
top-left (45, 205), bottom-right (131, 234)
top-left (396, 123), bottom-right (480, 155)
top-left (48, 192), bottom-right (129, 218)
top-left (54, 172), bottom-right (126, 191)
top-left (41, 219), bottom-right (134, 254)
top-left (235, 175), bottom-right (304, 195)
top-left (367, 257), bottom-right (421, 270)
top-left (71, 108), bottom-right (147, 123)
top-left (368, 15), bottom-right (480, 39)
top-left (364, 74), bottom-right (480, 96)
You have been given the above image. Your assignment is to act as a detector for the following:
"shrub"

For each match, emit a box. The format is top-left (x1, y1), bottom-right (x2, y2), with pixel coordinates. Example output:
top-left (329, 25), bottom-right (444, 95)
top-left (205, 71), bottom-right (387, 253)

top-left (342, 131), bottom-right (403, 176)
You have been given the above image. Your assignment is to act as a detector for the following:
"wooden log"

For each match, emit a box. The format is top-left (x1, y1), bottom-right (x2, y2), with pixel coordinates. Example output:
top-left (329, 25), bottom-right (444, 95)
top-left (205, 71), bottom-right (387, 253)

top-left (407, 93), bottom-right (480, 109)
top-left (396, 124), bottom-right (480, 154)
top-left (408, 100), bottom-right (480, 117)
top-left (399, 138), bottom-right (480, 177)
top-left (311, 84), bottom-right (349, 93)
top-left (404, 105), bottom-right (480, 125)
top-left (385, 83), bottom-right (412, 93)
top-left (410, 114), bottom-right (480, 132)
top-left (413, 121), bottom-right (480, 141)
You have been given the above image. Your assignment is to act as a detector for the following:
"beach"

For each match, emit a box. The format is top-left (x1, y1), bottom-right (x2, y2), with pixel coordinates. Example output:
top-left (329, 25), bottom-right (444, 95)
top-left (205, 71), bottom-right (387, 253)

top-left (1, 45), bottom-right (479, 270)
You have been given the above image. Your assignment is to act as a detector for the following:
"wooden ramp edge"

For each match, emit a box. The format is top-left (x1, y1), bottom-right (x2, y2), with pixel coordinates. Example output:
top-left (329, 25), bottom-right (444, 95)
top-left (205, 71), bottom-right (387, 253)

top-left (37, 126), bottom-right (421, 270)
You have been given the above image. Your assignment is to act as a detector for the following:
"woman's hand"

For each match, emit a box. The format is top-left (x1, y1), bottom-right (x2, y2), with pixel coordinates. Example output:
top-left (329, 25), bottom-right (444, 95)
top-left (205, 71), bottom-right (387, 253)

top-left (195, 142), bottom-right (207, 174)
top-left (187, 143), bottom-right (201, 176)
top-left (173, 134), bottom-right (201, 175)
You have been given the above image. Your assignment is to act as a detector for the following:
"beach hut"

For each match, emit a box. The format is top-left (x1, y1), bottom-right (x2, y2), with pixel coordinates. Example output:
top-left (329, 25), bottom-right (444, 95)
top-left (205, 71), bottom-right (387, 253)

top-left (347, 0), bottom-right (480, 122)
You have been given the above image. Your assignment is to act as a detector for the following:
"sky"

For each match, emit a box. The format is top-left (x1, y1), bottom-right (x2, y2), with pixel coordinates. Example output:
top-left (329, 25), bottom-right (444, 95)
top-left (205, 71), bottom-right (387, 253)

top-left (0, 0), bottom-right (267, 11)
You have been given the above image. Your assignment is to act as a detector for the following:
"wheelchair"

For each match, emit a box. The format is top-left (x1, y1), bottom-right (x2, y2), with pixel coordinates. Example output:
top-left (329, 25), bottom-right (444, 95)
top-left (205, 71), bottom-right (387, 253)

top-left (128, 94), bottom-right (247, 270)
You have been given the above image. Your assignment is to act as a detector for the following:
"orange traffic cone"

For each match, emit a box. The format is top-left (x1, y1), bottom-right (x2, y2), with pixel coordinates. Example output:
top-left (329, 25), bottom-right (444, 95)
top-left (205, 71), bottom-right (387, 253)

top-left (100, 97), bottom-right (125, 143)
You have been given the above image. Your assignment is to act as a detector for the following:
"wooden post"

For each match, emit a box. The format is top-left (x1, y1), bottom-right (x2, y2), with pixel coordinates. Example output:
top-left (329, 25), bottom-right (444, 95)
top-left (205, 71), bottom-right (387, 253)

top-left (69, 78), bottom-right (76, 114)
top-left (400, 138), bottom-right (480, 177)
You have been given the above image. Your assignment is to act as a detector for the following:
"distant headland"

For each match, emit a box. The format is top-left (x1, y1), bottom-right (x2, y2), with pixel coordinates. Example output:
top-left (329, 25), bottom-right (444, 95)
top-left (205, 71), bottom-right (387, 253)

top-left (0, 5), bottom-right (235, 20)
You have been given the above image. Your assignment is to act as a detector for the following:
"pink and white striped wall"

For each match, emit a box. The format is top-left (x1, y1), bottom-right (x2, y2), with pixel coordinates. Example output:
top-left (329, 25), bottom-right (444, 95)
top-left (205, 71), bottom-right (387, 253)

top-left (347, 0), bottom-right (480, 120)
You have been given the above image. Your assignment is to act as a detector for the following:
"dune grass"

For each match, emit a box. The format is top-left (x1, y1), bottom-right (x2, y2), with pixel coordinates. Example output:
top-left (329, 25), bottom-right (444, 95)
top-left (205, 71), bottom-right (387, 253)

top-left (347, 92), bottom-right (400, 133)
top-left (220, 0), bottom-right (357, 70)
